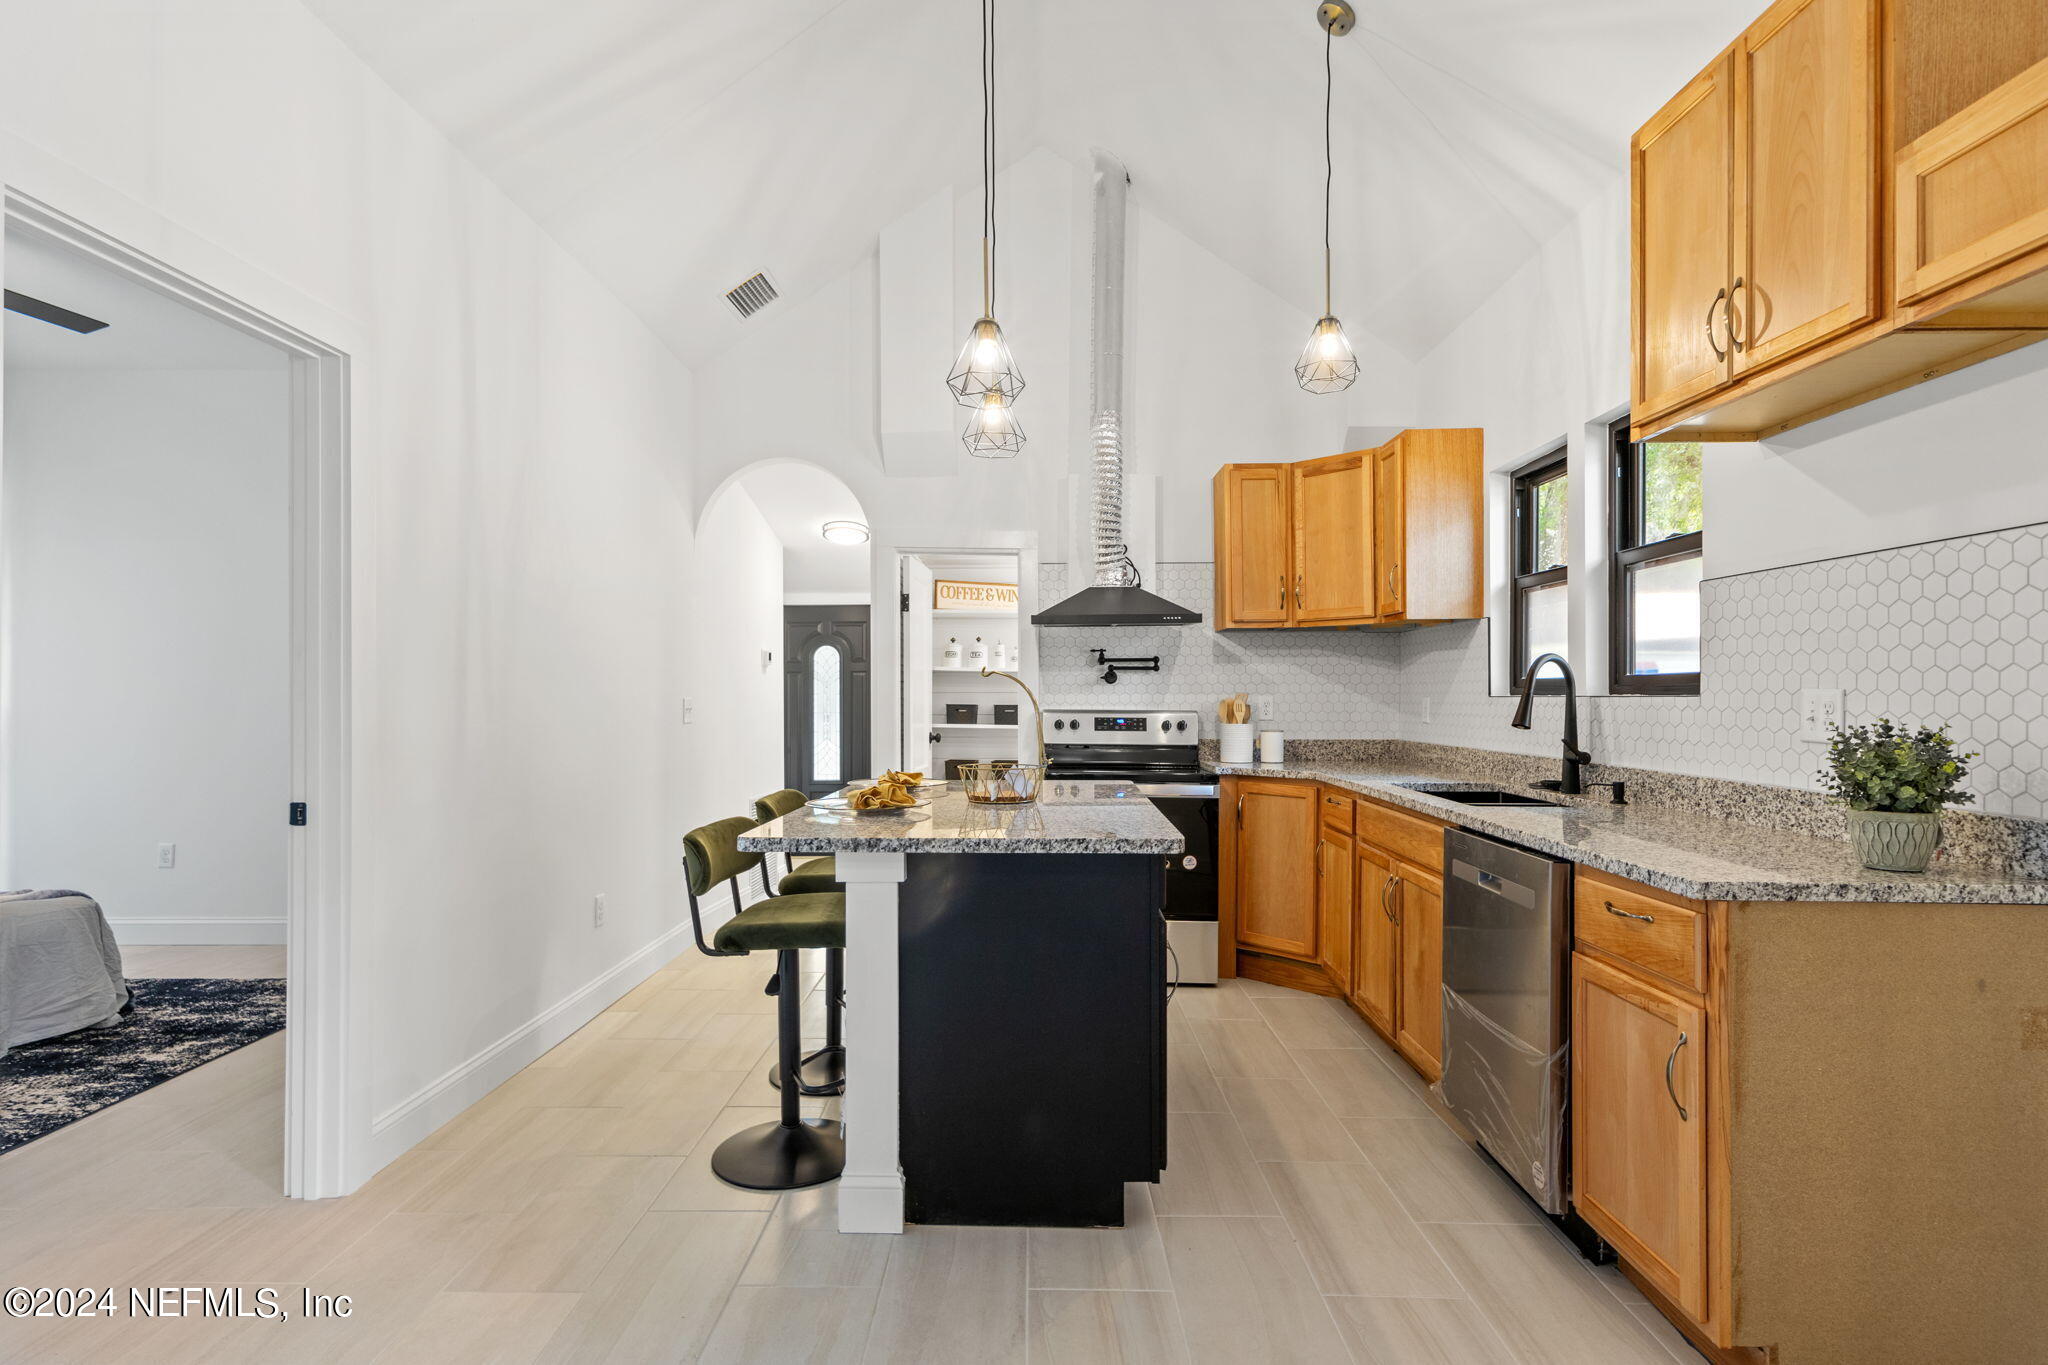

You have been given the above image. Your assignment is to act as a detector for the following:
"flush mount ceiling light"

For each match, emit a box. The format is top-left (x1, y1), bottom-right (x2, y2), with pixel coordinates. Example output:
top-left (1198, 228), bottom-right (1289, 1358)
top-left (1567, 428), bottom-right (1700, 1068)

top-left (820, 520), bottom-right (870, 545)
top-left (1296, 1), bottom-right (1362, 395)
top-left (949, 0), bottom-right (1026, 456)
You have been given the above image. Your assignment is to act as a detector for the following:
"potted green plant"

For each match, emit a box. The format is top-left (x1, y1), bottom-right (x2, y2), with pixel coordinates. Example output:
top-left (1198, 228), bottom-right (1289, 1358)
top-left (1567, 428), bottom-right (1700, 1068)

top-left (1821, 719), bottom-right (1977, 873)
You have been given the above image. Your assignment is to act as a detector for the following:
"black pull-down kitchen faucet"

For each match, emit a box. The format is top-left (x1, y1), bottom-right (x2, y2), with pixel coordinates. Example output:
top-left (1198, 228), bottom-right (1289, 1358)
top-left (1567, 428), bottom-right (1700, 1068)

top-left (1511, 652), bottom-right (1590, 795)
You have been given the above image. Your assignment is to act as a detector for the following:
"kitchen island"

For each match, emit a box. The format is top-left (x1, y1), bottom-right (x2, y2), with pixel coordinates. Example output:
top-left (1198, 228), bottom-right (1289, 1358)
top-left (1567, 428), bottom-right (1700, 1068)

top-left (741, 780), bottom-right (1183, 1232)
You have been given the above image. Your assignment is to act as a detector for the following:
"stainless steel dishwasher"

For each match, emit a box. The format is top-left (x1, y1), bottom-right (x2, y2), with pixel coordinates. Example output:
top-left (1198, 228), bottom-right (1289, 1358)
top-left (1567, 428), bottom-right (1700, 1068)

top-left (1439, 828), bottom-right (1573, 1214)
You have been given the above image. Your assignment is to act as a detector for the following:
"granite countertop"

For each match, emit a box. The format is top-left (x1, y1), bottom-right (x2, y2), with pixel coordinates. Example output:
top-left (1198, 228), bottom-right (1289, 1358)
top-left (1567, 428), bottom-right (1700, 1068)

top-left (740, 779), bottom-right (1185, 856)
top-left (1217, 760), bottom-right (2048, 904)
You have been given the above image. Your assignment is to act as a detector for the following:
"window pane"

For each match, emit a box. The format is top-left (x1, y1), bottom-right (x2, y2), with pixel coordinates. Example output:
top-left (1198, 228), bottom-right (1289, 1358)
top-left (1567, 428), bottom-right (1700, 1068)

top-left (1521, 582), bottom-right (1568, 675)
top-left (1533, 473), bottom-right (1568, 570)
top-left (1640, 441), bottom-right (1703, 544)
top-left (1628, 553), bottom-right (1702, 676)
top-left (811, 645), bottom-right (842, 784)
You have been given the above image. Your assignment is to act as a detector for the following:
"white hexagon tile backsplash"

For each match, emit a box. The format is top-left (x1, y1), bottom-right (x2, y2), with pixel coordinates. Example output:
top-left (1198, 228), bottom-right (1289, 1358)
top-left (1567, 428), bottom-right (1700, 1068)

top-left (1042, 520), bottom-right (2048, 818)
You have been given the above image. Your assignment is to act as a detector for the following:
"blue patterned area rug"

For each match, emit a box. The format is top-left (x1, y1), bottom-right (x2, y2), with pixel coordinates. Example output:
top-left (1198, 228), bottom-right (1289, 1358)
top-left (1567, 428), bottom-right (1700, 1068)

top-left (0, 978), bottom-right (285, 1155)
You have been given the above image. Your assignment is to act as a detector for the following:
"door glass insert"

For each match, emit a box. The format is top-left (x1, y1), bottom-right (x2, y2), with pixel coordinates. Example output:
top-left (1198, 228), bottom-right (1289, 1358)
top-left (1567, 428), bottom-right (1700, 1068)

top-left (811, 644), bottom-right (842, 784)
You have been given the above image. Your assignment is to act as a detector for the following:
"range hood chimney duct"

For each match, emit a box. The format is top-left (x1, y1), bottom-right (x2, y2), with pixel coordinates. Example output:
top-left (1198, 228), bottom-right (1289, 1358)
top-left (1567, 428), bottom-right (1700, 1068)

top-left (1031, 151), bottom-right (1202, 627)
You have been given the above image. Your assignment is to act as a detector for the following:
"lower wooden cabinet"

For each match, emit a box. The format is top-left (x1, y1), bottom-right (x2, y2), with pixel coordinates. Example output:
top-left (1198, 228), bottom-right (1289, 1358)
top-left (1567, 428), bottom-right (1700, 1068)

top-left (1233, 779), bottom-right (1319, 959)
top-left (1391, 860), bottom-right (1445, 1082)
top-left (1349, 843), bottom-right (1398, 1033)
top-left (1316, 827), bottom-right (1354, 986)
top-left (1571, 949), bottom-right (1710, 1322)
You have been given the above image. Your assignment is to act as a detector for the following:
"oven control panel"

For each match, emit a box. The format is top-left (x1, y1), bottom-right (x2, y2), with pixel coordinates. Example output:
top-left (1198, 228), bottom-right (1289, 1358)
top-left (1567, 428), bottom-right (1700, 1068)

top-left (1045, 709), bottom-right (1200, 742)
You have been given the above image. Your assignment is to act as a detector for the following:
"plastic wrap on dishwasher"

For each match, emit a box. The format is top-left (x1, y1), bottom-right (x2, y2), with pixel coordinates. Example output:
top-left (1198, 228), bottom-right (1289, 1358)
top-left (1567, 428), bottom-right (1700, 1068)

top-left (1430, 984), bottom-right (1568, 1208)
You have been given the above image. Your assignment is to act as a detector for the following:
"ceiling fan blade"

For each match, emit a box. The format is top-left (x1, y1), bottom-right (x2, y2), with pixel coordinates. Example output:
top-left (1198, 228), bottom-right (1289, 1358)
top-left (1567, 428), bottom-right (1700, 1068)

top-left (3, 289), bottom-right (110, 334)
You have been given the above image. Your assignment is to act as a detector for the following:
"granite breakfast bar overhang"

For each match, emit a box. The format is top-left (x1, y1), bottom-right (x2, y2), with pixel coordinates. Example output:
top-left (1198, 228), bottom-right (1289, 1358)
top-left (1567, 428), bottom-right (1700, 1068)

top-left (741, 783), bottom-right (1184, 1233)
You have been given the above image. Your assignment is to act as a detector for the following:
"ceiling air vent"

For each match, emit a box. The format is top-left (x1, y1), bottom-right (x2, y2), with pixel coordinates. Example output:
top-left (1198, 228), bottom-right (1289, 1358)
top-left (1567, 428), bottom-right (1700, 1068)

top-left (724, 272), bottom-right (779, 319)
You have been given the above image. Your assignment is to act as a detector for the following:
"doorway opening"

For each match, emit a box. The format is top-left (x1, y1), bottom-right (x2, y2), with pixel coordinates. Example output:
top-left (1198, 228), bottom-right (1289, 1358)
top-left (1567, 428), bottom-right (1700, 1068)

top-left (0, 194), bottom-right (351, 1197)
top-left (897, 550), bottom-right (1032, 779)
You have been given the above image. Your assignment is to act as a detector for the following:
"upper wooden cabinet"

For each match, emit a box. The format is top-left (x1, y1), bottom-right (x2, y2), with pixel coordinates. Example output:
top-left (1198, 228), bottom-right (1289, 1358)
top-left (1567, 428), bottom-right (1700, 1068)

top-left (1631, 0), bottom-right (2048, 442)
top-left (1635, 54), bottom-right (1737, 419)
top-left (1732, 0), bottom-right (1879, 371)
top-left (1213, 465), bottom-right (1292, 627)
top-left (1292, 451), bottom-right (1374, 624)
top-left (1213, 428), bottom-right (1480, 630)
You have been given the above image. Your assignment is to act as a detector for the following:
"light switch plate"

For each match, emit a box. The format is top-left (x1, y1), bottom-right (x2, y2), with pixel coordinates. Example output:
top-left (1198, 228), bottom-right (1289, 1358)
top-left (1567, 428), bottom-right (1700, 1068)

top-left (1800, 688), bottom-right (1843, 743)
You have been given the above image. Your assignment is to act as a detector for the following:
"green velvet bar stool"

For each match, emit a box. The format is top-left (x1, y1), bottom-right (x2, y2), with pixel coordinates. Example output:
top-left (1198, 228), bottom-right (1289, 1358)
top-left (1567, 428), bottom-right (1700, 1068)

top-left (752, 788), bottom-right (846, 1098)
top-left (683, 816), bottom-right (845, 1190)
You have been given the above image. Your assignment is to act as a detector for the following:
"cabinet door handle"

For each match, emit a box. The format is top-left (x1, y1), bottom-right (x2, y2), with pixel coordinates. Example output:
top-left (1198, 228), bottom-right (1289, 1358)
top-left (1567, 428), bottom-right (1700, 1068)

top-left (1665, 1031), bottom-right (1690, 1121)
top-left (1381, 873), bottom-right (1399, 924)
top-left (1728, 276), bottom-right (1747, 354)
top-left (1278, 574), bottom-right (1287, 609)
top-left (1295, 574), bottom-right (1304, 609)
top-left (1704, 286), bottom-right (1728, 361)
top-left (1604, 900), bottom-right (1655, 924)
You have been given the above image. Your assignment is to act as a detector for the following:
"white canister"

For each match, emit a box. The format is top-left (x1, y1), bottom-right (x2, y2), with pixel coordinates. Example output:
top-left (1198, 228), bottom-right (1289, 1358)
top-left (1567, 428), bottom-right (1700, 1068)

top-left (1219, 722), bottom-right (1255, 765)
top-left (942, 636), bottom-right (962, 668)
top-left (965, 636), bottom-right (989, 669)
top-left (1258, 730), bottom-right (1285, 764)
top-left (991, 640), bottom-right (1009, 670)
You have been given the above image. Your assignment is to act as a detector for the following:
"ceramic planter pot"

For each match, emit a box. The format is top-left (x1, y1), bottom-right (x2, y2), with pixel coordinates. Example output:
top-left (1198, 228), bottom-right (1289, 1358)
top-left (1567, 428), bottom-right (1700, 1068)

top-left (1845, 809), bottom-right (1942, 873)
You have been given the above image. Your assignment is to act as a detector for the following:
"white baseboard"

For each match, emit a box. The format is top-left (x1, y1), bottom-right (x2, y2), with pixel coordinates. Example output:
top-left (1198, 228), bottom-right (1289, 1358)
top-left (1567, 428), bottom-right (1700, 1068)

top-left (108, 917), bottom-right (286, 945)
top-left (363, 921), bottom-right (694, 1172)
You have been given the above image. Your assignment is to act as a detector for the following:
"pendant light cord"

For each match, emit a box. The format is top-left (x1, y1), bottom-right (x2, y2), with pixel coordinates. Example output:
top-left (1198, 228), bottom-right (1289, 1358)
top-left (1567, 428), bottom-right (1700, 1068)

top-left (1323, 23), bottom-right (1334, 318)
top-left (982, 0), bottom-right (997, 319)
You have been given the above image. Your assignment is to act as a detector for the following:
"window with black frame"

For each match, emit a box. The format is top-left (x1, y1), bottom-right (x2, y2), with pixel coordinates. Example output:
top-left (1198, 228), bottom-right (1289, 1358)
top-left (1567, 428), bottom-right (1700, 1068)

top-left (1510, 448), bottom-right (1569, 690)
top-left (1610, 421), bottom-right (1703, 695)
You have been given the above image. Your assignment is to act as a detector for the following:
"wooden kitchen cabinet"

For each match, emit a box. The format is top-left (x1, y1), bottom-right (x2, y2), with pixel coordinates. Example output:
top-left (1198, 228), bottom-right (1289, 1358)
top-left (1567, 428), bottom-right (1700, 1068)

top-left (1390, 860), bottom-right (1445, 1082)
top-left (1212, 429), bottom-right (1480, 630)
top-left (1895, 52), bottom-right (2048, 308)
top-left (1633, 0), bottom-right (2048, 441)
top-left (1291, 451), bottom-right (1374, 624)
top-left (1232, 779), bottom-right (1319, 960)
top-left (1349, 843), bottom-right (1398, 1033)
top-left (1732, 0), bottom-right (1879, 372)
top-left (1572, 950), bottom-right (1710, 1323)
top-left (1634, 53), bottom-right (1736, 421)
top-left (1212, 464), bottom-right (1292, 627)
top-left (1315, 826), bottom-right (1354, 987)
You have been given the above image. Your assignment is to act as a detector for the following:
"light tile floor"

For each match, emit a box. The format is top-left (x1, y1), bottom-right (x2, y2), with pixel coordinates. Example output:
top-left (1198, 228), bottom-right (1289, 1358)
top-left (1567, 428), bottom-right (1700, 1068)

top-left (0, 946), bottom-right (1704, 1363)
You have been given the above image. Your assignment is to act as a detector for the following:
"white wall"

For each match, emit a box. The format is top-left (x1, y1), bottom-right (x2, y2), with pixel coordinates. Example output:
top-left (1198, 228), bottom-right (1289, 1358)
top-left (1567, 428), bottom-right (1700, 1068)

top-left (0, 0), bottom-right (707, 1182)
top-left (694, 148), bottom-right (1419, 572)
top-left (2, 366), bottom-right (289, 943)
top-left (688, 485), bottom-right (786, 822)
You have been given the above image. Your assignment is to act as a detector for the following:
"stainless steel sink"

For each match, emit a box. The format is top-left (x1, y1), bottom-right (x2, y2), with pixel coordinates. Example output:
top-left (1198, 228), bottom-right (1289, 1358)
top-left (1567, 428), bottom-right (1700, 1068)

top-left (1399, 785), bottom-right (1561, 807)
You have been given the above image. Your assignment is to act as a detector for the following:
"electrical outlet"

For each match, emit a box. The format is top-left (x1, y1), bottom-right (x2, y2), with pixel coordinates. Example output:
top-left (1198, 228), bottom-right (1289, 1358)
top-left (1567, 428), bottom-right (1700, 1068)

top-left (1252, 693), bottom-right (1275, 723)
top-left (1421, 697), bottom-right (1433, 725)
top-left (592, 893), bottom-right (606, 928)
top-left (681, 697), bottom-right (695, 724)
top-left (157, 842), bottom-right (177, 870)
top-left (1800, 688), bottom-right (1843, 742)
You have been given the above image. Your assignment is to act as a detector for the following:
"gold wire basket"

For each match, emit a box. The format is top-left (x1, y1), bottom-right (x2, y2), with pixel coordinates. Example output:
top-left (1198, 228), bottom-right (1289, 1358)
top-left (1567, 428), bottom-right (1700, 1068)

top-left (958, 761), bottom-right (1046, 805)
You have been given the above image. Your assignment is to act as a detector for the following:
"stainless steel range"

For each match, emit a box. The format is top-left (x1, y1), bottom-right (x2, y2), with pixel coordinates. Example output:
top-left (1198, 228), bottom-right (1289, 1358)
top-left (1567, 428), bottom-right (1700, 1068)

top-left (1043, 709), bottom-right (1218, 985)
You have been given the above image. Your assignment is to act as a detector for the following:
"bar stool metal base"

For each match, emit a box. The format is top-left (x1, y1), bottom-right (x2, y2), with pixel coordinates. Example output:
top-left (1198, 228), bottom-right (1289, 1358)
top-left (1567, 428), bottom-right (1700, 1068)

top-left (711, 1117), bottom-right (845, 1191)
top-left (767, 1043), bottom-right (846, 1096)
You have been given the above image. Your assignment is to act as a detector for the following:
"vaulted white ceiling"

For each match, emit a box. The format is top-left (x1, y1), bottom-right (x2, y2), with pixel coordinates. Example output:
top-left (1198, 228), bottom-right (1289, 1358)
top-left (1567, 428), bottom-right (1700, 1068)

top-left (304, 0), bottom-right (1748, 365)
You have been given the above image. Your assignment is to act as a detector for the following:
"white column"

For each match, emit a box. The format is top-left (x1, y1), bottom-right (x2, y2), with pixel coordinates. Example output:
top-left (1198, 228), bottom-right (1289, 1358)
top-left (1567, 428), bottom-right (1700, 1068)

top-left (834, 850), bottom-right (907, 1233)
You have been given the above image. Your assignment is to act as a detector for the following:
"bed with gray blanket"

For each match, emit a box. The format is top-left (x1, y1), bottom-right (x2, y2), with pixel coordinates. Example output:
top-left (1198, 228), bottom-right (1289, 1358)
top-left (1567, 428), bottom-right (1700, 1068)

top-left (0, 891), bottom-right (129, 1056)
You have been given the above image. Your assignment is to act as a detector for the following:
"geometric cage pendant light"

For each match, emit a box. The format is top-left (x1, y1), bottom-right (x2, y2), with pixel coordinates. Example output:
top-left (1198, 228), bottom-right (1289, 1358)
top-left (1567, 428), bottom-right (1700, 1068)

top-left (950, 0), bottom-right (1026, 455)
top-left (1296, 0), bottom-right (1361, 395)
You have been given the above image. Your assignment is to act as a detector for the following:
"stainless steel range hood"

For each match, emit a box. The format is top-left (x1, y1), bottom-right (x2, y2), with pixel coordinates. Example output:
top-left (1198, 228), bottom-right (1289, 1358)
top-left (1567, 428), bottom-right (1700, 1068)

top-left (1031, 583), bottom-right (1201, 627)
top-left (1031, 151), bottom-right (1201, 629)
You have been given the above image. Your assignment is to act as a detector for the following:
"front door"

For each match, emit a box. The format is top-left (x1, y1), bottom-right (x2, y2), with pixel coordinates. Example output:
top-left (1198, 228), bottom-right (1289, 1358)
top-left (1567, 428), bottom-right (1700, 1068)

top-left (785, 606), bottom-right (871, 797)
